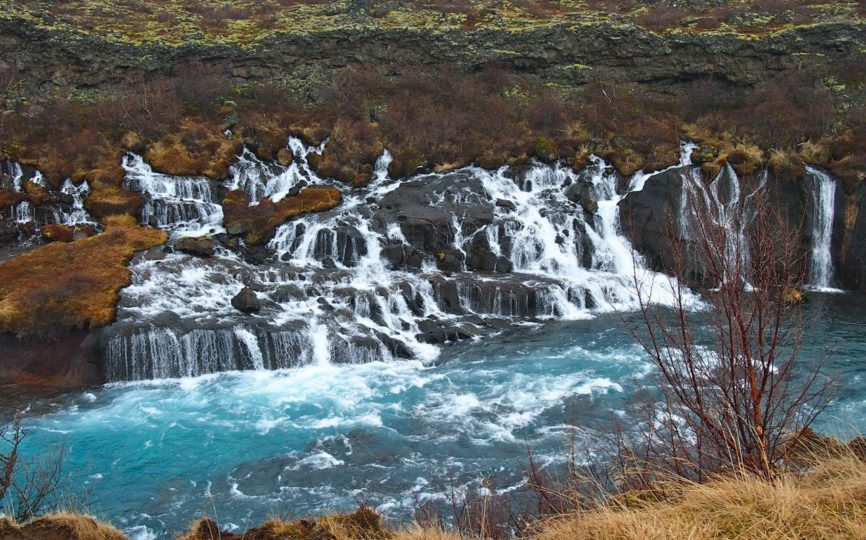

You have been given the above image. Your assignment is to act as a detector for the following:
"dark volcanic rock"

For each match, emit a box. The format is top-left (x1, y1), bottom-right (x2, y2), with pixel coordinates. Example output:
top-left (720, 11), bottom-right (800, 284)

top-left (175, 235), bottom-right (216, 257)
top-left (231, 286), bottom-right (262, 314)
top-left (375, 172), bottom-right (494, 270)
top-left (619, 167), bottom-right (688, 274)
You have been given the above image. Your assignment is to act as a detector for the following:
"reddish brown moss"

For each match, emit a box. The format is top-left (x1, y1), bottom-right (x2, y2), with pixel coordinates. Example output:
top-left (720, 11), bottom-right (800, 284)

top-left (41, 224), bottom-right (75, 243)
top-left (0, 220), bottom-right (166, 336)
top-left (223, 187), bottom-right (342, 246)
top-left (84, 185), bottom-right (143, 219)
top-left (0, 189), bottom-right (26, 206)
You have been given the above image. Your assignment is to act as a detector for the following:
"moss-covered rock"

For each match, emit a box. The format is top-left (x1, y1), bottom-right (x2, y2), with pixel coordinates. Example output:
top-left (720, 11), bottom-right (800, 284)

top-left (41, 224), bottom-right (75, 243)
top-left (175, 235), bottom-right (216, 257)
top-left (84, 185), bottom-right (143, 219)
top-left (223, 187), bottom-right (342, 246)
top-left (0, 219), bottom-right (166, 336)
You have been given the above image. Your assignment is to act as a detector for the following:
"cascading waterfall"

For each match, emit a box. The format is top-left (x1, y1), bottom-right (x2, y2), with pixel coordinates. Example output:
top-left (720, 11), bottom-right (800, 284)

top-left (106, 139), bottom-right (697, 382)
top-left (60, 178), bottom-right (95, 225)
top-left (2, 162), bottom-right (87, 232)
top-left (122, 153), bottom-right (223, 235)
top-left (805, 165), bottom-right (840, 291)
top-left (224, 137), bottom-right (328, 202)
top-left (679, 164), bottom-right (767, 286)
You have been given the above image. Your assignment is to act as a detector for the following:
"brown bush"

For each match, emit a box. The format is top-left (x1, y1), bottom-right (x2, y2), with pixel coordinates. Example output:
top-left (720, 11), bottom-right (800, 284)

top-left (735, 71), bottom-right (835, 147)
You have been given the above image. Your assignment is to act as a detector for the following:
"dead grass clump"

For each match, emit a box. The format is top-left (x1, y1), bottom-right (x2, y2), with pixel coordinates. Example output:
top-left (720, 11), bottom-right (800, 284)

top-left (768, 148), bottom-right (806, 181)
top-left (0, 221), bottom-right (166, 336)
top-left (179, 506), bottom-right (393, 540)
top-left (1, 512), bottom-right (126, 540)
top-left (532, 454), bottom-right (866, 540)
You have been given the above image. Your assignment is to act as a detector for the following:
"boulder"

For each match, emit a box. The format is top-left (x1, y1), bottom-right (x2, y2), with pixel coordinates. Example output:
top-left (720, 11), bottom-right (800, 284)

top-left (495, 198), bottom-right (517, 211)
top-left (231, 286), bottom-right (262, 314)
top-left (41, 224), bottom-right (74, 243)
top-left (175, 236), bottom-right (215, 257)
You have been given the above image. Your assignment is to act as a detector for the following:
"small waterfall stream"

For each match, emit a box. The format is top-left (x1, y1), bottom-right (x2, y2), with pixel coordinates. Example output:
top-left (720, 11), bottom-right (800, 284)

top-left (679, 164), bottom-right (768, 287)
top-left (2, 162), bottom-right (96, 235)
top-left (122, 154), bottom-right (224, 236)
top-left (805, 166), bottom-right (840, 291)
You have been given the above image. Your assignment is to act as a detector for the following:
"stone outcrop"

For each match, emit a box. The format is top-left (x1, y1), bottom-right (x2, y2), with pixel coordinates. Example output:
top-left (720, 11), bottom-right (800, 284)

top-left (1, 15), bottom-right (863, 103)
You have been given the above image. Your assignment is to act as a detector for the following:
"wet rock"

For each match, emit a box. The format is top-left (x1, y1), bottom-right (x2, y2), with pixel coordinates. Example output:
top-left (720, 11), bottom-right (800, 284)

top-left (375, 172), bottom-right (493, 260)
top-left (416, 318), bottom-right (481, 344)
top-left (231, 286), bottom-right (262, 314)
top-left (276, 147), bottom-right (294, 167)
top-left (619, 167), bottom-right (688, 274)
top-left (580, 196), bottom-right (599, 215)
top-left (321, 256), bottom-right (337, 269)
top-left (495, 198), bottom-right (517, 211)
top-left (428, 277), bottom-right (463, 313)
top-left (317, 297), bottom-right (335, 311)
top-left (175, 235), bottom-right (215, 257)
top-left (436, 249), bottom-right (464, 272)
top-left (143, 246), bottom-right (167, 261)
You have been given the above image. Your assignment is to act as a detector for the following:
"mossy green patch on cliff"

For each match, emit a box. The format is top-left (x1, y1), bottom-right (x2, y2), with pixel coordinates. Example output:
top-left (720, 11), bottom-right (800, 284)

top-left (4, 0), bottom-right (861, 46)
top-left (0, 218), bottom-right (166, 336)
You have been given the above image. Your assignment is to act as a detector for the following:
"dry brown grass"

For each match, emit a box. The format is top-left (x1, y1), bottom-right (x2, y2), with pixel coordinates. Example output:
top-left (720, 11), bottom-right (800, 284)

top-left (0, 220), bottom-right (166, 335)
top-left (531, 455), bottom-right (866, 540)
top-left (0, 512), bottom-right (126, 540)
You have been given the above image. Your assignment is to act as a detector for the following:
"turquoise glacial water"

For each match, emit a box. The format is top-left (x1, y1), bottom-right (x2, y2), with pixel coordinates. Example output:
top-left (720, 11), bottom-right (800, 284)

top-left (13, 294), bottom-right (866, 539)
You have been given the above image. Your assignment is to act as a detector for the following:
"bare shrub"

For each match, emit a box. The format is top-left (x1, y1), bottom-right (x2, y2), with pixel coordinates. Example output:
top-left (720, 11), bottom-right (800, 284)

top-left (623, 174), bottom-right (832, 481)
top-left (1, 409), bottom-right (67, 522)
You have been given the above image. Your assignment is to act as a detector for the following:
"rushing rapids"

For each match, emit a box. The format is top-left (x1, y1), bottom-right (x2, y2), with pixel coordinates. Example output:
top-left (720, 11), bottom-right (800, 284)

top-left (101, 140), bottom-right (702, 382)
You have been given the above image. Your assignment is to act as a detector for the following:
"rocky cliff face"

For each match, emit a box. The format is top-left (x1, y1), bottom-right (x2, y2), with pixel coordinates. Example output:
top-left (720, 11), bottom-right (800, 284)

top-left (2, 16), bottom-right (863, 100)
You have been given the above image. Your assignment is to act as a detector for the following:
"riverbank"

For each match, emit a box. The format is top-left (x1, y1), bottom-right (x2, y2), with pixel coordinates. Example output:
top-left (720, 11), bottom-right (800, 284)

top-left (4, 449), bottom-right (864, 539)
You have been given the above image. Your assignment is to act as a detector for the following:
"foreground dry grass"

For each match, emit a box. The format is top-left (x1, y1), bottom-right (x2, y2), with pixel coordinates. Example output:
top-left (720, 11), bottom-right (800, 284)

top-left (0, 512), bottom-right (126, 540)
top-left (533, 455), bottom-right (866, 540)
top-left (6, 454), bottom-right (864, 539)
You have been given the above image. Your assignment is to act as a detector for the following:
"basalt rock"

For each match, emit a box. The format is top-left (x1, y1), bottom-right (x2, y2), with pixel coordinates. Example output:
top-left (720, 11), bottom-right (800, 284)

top-left (175, 235), bottom-right (216, 257)
top-left (2, 15), bottom-right (862, 107)
top-left (231, 286), bottom-right (262, 314)
top-left (375, 172), bottom-right (494, 266)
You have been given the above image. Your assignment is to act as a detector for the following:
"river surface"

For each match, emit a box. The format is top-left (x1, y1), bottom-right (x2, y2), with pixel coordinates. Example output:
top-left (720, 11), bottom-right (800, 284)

top-left (13, 292), bottom-right (866, 539)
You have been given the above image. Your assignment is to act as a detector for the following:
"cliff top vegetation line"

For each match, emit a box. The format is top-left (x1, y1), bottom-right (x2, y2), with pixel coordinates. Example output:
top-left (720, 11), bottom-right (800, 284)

top-left (3, 0), bottom-right (864, 45)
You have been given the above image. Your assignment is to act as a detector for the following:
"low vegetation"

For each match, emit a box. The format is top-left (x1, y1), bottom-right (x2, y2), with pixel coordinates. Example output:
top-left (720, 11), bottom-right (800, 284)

top-left (3, 0), bottom-right (862, 44)
top-left (223, 186), bottom-right (342, 245)
top-left (0, 216), bottom-right (166, 336)
top-left (532, 453), bottom-right (866, 540)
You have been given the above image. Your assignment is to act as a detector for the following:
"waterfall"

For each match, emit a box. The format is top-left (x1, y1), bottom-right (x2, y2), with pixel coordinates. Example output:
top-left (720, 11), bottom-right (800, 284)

top-left (679, 164), bottom-right (767, 287)
top-left (224, 137), bottom-right (327, 203)
top-left (122, 153), bottom-right (223, 235)
top-left (805, 166), bottom-right (841, 292)
top-left (60, 178), bottom-right (95, 225)
top-left (105, 140), bottom-right (697, 381)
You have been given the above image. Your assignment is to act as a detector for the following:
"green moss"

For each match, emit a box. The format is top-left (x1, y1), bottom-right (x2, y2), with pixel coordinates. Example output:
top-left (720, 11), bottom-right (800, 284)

top-left (7, 0), bottom-right (859, 47)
